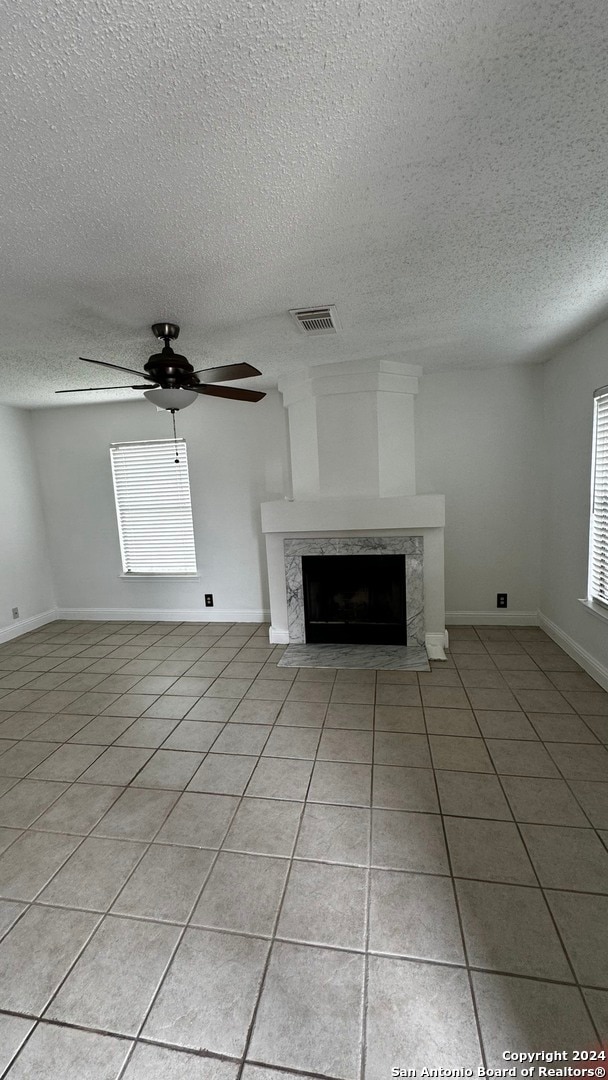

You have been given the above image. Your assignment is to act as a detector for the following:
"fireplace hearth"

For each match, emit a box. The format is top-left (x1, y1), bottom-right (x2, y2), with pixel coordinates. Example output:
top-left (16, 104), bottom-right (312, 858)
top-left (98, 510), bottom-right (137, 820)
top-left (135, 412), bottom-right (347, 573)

top-left (302, 554), bottom-right (407, 645)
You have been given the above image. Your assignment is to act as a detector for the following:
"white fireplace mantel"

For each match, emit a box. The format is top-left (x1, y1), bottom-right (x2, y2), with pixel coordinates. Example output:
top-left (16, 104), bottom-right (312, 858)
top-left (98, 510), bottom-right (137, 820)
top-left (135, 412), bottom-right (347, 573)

top-left (261, 494), bottom-right (445, 534)
top-left (261, 494), bottom-right (447, 657)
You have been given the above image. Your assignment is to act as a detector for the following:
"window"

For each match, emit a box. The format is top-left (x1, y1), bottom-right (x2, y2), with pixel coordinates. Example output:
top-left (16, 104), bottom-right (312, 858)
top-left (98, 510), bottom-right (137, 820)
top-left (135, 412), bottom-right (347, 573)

top-left (589, 386), bottom-right (608, 608)
top-left (110, 439), bottom-right (197, 575)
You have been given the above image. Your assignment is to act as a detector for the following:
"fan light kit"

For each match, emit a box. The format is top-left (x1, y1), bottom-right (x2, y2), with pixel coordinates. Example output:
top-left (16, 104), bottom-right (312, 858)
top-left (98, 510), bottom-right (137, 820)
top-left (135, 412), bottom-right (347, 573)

top-left (144, 387), bottom-right (198, 410)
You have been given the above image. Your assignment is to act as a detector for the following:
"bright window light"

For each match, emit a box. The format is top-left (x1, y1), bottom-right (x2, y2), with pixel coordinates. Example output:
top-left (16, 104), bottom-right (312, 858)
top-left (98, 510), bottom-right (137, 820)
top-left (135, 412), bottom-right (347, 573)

top-left (589, 386), bottom-right (608, 608)
top-left (110, 439), bottom-right (197, 575)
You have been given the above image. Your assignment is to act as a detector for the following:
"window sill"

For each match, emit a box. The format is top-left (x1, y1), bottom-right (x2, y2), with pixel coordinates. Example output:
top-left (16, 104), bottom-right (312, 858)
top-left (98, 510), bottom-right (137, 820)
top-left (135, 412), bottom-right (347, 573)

top-left (579, 598), bottom-right (608, 624)
top-left (120, 573), bottom-right (200, 580)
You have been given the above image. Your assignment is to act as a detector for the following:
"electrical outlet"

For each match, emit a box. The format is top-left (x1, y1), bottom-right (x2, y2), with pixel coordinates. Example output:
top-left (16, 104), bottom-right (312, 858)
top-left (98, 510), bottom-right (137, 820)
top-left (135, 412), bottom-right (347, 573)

top-left (205, 594), bottom-right (214, 608)
top-left (497, 593), bottom-right (507, 608)
top-left (11, 607), bottom-right (19, 620)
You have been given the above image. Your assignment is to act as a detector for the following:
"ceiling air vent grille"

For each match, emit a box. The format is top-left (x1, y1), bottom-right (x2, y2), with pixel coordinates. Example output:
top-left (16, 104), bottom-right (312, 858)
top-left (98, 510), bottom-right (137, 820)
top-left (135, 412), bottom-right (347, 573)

top-left (289, 306), bottom-right (341, 335)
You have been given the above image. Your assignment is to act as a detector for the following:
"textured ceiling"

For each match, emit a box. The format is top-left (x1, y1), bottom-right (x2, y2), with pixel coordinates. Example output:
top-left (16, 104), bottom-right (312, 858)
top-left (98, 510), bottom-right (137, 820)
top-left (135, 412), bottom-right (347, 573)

top-left (2, 0), bottom-right (608, 407)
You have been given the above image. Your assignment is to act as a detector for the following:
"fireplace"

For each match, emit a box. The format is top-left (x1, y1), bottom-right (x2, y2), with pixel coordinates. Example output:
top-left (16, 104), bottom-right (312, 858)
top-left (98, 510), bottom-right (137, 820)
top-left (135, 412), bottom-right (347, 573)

top-left (302, 554), bottom-right (407, 645)
top-left (282, 535), bottom-right (426, 646)
top-left (260, 358), bottom-right (448, 658)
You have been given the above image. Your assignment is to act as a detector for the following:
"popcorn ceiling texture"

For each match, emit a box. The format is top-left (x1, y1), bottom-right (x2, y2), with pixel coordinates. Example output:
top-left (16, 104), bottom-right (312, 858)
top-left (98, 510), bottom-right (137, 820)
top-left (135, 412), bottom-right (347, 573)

top-left (2, 0), bottom-right (608, 406)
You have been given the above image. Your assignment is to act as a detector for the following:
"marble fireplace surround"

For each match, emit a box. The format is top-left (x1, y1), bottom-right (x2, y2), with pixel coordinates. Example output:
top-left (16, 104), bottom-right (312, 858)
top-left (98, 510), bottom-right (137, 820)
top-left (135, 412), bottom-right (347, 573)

top-left (284, 535), bottom-right (424, 645)
top-left (261, 493), bottom-right (447, 658)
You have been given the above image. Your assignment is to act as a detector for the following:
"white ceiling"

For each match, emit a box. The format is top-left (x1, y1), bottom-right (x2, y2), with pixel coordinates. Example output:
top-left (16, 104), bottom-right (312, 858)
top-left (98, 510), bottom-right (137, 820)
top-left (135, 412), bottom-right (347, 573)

top-left (2, 0), bottom-right (608, 407)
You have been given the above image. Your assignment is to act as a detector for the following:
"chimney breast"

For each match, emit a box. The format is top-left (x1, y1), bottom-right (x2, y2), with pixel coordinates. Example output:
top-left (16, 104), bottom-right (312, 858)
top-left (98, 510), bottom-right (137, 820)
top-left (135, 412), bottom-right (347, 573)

top-left (278, 359), bottom-right (422, 500)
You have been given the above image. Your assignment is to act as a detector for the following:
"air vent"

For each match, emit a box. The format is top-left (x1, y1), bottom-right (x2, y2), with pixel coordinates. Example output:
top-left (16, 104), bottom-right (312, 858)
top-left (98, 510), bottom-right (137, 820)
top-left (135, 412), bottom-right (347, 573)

top-left (289, 306), bottom-right (341, 335)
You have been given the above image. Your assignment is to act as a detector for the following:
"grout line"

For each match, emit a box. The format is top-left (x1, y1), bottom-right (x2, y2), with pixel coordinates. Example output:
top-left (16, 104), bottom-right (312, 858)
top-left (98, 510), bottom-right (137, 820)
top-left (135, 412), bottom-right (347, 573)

top-left (1, 620), bottom-right (608, 1072)
top-left (113, 676), bottom-right (328, 1079)
top-left (15, 855), bottom-right (608, 909)
top-left (420, 672), bottom-right (488, 1068)
top-left (0, 908), bottom-right (107, 1078)
top-left (27, 782), bottom-right (191, 1043)
top-left (0, 1015), bottom-right (42, 1080)
top-left (462, 631), bottom-right (603, 1045)
top-left (111, 828), bottom-right (230, 1076)
top-left (234, 667), bottom-right (340, 1080)
top-left (360, 671), bottom-right (377, 1080)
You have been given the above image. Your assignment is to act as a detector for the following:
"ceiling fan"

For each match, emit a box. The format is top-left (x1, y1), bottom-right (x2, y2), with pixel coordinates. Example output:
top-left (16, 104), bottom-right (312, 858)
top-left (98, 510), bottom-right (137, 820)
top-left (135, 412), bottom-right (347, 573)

top-left (56, 322), bottom-right (266, 410)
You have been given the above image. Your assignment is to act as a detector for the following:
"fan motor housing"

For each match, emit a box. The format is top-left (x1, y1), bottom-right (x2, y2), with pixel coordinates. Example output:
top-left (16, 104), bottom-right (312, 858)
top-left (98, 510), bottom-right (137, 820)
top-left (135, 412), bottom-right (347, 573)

top-left (144, 350), bottom-right (196, 387)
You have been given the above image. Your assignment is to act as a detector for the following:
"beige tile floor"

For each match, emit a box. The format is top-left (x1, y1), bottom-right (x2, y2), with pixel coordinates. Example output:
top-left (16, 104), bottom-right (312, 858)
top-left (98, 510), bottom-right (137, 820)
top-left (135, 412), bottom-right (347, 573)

top-left (0, 619), bottom-right (606, 1077)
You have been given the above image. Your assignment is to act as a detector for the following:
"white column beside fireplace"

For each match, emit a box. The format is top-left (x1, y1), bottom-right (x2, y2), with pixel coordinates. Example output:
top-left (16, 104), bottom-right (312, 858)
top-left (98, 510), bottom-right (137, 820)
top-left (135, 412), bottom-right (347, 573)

top-left (260, 359), bottom-right (448, 659)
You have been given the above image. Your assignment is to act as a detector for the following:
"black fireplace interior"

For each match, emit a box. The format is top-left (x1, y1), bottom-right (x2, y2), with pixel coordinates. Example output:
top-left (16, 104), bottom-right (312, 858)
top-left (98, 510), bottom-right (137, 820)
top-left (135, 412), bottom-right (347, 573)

top-left (302, 554), bottom-right (407, 645)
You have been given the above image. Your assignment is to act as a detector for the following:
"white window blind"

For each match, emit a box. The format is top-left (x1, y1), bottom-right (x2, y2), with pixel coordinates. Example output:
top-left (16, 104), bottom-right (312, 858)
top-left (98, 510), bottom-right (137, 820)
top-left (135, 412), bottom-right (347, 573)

top-left (110, 439), bottom-right (197, 575)
top-left (590, 387), bottom-right (608, 608)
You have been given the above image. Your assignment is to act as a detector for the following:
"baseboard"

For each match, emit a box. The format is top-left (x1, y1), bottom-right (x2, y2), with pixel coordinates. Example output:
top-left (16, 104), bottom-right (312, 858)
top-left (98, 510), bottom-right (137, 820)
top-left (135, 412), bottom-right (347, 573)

top-left (55, 608), bottom-right (270, 624)
top-left (0, 608), bottom-right (59, 644)
top-left (269, 627), bottom-right (290, 644)
top-left (446, 610), bottom-right (539, 626)
top-left (425, 631), bottom-right (448, 660)
top-left (538, 611), bottom-right (608, 692)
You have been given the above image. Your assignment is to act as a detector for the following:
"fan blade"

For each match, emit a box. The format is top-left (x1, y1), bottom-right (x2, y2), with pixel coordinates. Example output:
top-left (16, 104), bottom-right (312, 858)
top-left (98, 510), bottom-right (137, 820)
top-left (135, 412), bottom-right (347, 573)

top-left (192, 362), bottom-right (262, 383)
top-left (195, 385), bottom-right (266, 403)
top-left (80, 357), bottom-right (154, 379)
top-left (55, 384), bottom-right (156, 394)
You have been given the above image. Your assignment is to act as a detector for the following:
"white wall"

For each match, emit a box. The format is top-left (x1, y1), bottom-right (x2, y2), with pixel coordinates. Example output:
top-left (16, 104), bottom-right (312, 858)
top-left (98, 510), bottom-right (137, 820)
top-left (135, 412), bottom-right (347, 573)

top-left (415, 365), bottom-right (544, 618)
top-left (0, 405), bottom-right (55, 637)
top-left (29, 369), bottom-right (545, 624)
top-left (541, 322), bottom-right (608, 675)
top-left (6, 335), bottom-right (607, 683)
top-left (31, 393), bottom-right (289, 619)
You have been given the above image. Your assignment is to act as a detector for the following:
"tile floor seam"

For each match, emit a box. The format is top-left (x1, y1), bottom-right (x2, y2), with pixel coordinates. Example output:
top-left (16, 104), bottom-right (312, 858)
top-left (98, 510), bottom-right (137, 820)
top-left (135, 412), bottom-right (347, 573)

top-left (5, 830), bottom-right (99, 909)
top-left (22, 864), bottom-right (608, 918)
top-left (420, 690), bottom-right (488, 1070)
top-left (110, 848), bottom-right (227, 1077)
top-left (232, 681), bottom-right (338, 1080)
top-left (0, 900), bottom-right (36, 949)
top-left (80, 643), bottom-right (271, 1067)
top-left (31, 791), bottom-right (190, 1030)
top-left (3, 933), bottom-right (603, 992)
top-left (561, 773), bottom-right (608, 831)
top-left (1, 649), bottom-right (270, 736)
top-left (0, 1016), bottom-right (40, 1080)
top-left (242, 1059), bottom-right (351, 1080)
top-left (491, 705), bottom-right (608, 865)
top-left (7, 906), bottom-right (106, 1032)
top-left (113, 707), bottom-right (303, 1077)
top-left (1, 620), bottom-right (608, 1075)
top-left (460, 651), bottom-right (605, 1046)
top-left (15, 857), bottom-right (608, 901)
top-left (499, 758), bottom-right (602, 832)
top-left (129, 1030), bottom-right (242, 1064)
top-left (1, 1004), bottom-right (386, 1080)
top-left (63, 777), bottom-right (198, 919)
top-left (0, 771), bottom-right (96, 833)
top-left (357, 672), bottom-right (376, 1080)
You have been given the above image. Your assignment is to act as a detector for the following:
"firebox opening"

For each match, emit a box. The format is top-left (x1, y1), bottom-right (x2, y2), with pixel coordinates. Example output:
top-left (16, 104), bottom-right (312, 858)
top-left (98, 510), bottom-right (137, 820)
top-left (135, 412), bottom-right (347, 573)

top-left (302, 554), bottom-right (407, 645)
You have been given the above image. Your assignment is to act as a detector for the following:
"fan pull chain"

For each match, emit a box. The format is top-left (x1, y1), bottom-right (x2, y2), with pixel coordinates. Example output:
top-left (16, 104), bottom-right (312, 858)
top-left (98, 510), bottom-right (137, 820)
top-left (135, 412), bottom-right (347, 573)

top-left (171, 409), bottom-right (179, 464)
